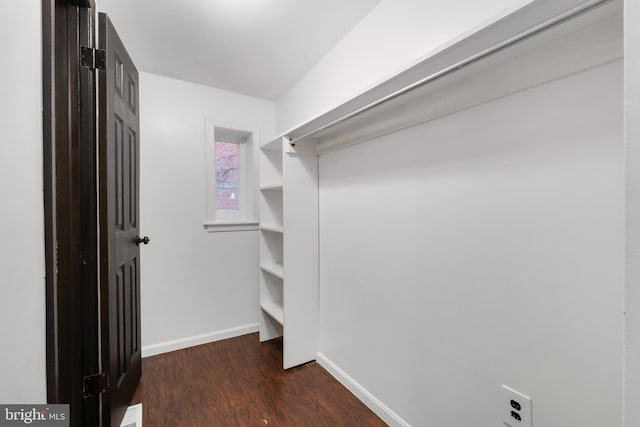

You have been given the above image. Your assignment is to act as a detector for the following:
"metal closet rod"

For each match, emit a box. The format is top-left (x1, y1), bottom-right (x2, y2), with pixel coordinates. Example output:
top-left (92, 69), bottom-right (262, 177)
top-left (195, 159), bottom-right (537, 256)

top-left (287, 0), bottom-right (613, 145)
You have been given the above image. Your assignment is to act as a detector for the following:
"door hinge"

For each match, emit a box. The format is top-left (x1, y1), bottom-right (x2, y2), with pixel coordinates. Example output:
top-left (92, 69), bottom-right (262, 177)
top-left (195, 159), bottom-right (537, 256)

top-left (83, 373), bottom-right (110, 397)
top-left (80, 46), bottom-right (106, 70)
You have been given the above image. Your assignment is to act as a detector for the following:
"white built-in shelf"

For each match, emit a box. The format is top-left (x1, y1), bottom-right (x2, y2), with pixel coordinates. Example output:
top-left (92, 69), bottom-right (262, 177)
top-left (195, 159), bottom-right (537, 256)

top-left (260, 184), bottom-right (284, 191)
top-left (260, 224), bottom-right (284, 233)
top-left (259, 134), bottom-right (319, 369)
top-left (259, 135), bottom-right (285, 346)
top-left (281, 1), bottom-right (621, 153)
top-left (254, 0), bottom-right (618, 372)
top-left (260, 137), bottom-right (283, 151)
top-left (260, 301), bottom-right (284, 325)
top-left (260, 263), bottom-right (284, 279)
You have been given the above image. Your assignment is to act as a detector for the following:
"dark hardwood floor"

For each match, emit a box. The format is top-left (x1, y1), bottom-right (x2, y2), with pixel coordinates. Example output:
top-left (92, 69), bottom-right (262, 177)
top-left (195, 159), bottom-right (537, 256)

top-left (131, 333), bottom-right (387, 426)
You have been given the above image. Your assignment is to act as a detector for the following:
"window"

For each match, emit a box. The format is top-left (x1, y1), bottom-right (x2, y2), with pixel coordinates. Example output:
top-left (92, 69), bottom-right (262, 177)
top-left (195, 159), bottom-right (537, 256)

top-left (205, 120), bottom-right (258, 232)
top-left (215, 140), bottom-right (241, 211)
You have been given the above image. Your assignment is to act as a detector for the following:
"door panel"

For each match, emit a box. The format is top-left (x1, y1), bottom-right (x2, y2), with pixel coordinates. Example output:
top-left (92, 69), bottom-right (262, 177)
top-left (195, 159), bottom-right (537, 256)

top-left (98, 12), bottom-right (141, 427)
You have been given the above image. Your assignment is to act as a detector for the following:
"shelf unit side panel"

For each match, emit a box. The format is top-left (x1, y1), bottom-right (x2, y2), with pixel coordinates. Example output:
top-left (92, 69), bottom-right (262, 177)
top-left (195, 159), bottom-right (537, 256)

top-left (282, 151), bottom-right (319, 368)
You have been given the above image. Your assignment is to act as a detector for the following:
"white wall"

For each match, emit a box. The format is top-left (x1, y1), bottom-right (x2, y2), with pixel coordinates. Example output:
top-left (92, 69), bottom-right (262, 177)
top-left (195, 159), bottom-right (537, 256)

top-left (139, 73), bottom-right (276, 353)
top-left (318, 61), bottom-right (623, 426)
top-left (276, 0), bottom-right (533, 132)
top-left (626, 0), bottom-right (640, 425)
top-left (0, 0), bottom-right (47, 403)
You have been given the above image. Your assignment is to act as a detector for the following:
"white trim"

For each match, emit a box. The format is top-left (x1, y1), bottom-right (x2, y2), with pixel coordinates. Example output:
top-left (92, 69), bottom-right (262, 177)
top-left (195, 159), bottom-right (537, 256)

top-left (317, 352), bottom-right (411, 427)
top-left (205, 119), bottom-right (260, 226)
top-left (141, 323), bottom-right (259, 358)
top-left (203, 220), bottom-right (259, 233)
top-left (205, 119), bottom-right (217, 219)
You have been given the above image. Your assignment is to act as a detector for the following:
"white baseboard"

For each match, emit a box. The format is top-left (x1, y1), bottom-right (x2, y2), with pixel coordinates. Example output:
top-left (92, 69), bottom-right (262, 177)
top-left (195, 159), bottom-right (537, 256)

top-left (317, 352), bottom-right (411, 427)
top-left (141, 323), bottom-right (259, 358)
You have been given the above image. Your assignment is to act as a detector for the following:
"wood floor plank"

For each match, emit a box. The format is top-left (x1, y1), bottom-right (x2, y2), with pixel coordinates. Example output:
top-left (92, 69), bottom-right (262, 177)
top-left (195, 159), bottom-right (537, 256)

top-left (131, 333), bottom-right (387, 426)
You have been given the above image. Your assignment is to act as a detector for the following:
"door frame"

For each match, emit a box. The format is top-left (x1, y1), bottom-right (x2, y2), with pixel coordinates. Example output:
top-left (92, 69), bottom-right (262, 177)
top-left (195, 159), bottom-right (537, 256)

top-left (42, 0), bottom-right (101, 425)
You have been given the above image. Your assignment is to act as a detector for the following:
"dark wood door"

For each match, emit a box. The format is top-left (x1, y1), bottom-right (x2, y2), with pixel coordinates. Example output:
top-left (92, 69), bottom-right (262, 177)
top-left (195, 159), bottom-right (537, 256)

top-left (98, 12), bottom-right (142, 427)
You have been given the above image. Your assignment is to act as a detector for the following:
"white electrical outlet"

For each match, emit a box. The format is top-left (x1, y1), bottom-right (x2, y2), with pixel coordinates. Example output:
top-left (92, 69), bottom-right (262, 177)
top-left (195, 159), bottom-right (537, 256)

top-left (502, 385), bottom-right (532, 427)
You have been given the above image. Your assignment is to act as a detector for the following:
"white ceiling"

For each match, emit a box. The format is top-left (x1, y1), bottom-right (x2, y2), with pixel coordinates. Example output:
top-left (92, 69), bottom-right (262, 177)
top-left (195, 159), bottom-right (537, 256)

top-left (97, 0), bottom-right (382, 100)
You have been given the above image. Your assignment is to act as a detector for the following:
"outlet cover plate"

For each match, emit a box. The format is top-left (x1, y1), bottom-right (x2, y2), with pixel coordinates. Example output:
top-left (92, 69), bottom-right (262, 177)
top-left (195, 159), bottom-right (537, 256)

top-left (502, 385), bottom-right (532, 427)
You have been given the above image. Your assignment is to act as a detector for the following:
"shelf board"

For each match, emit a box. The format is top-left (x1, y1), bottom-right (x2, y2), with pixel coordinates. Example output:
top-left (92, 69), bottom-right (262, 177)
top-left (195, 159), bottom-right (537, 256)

top-left (260, 263), bottom-right (284, 279)
top-left (260, 184), bottom-right (283, 191)
top-left (260, 301), bottom-right (284, 325)
top-left (281, 1), bottom-right (622, 153)
top-left (260, 224), bottom-right (284, 233)
top-left (260, 136), bottom-right (284, 151)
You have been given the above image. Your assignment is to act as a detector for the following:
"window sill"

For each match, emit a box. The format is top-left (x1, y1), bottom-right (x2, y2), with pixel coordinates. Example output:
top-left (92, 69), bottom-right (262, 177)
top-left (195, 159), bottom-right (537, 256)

top-left (203, 220), bottom-right (259, 233)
